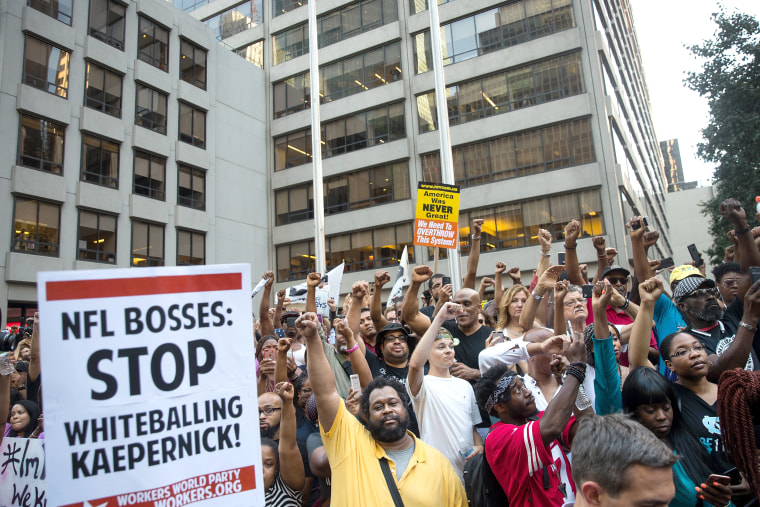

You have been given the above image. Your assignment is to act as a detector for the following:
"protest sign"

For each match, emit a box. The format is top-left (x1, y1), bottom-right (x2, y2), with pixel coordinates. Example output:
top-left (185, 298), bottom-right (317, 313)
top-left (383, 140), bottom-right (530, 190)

top-left (37, 265), bottom-right (263, 507)
top-left (413, 182), bottom-right (460, 249)
top-left (0, 437), bottom-right (46, 507)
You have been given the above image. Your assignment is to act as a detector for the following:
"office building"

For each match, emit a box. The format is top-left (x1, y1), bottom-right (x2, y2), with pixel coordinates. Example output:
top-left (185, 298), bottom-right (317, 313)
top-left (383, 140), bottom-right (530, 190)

top-left (0, 0), bottom-right (268, 325)
top-left (660, 138), bottom-right (696, 192)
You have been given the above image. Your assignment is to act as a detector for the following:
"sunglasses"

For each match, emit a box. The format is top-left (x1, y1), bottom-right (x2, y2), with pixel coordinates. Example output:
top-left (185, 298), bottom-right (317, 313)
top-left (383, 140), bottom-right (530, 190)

top-left (606, 277), bottom-right (629, 285)
top-left (685, 288), bottom-right (719, 299)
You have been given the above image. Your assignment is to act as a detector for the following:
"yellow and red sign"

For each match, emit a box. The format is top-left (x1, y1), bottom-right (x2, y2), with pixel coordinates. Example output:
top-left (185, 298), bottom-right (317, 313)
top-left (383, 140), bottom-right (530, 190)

top-left (414, 182), bottom-right (460, 249)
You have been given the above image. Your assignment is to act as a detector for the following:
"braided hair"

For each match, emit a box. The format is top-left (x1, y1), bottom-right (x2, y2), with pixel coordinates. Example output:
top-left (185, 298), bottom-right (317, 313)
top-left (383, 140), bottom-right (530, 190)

top-left (717, 368), bottom-right (760, 501)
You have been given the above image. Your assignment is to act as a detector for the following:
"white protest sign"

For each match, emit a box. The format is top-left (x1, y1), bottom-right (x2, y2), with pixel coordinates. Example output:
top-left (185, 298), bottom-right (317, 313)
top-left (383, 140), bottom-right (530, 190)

top-left (38, 265), bottom-right (263, 507)
top-left (0, 437), bottom-right (46, 507)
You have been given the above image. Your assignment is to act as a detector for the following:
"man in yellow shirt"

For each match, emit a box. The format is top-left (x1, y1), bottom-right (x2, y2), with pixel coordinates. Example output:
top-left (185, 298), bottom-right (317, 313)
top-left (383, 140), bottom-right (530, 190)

top-left (296, 311), bottom-right (466, 506)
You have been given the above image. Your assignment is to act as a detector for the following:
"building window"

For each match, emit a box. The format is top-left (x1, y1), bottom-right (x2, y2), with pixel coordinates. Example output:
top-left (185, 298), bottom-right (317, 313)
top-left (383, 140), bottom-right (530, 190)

top-left (325, 223), bottom-right (414, 274)
top-left (235, 41), bottom-right (263, 67)
top-left (274, 129), bottom-right (312, 170)
top-left (78, 209), bottom-right (117, 263)
top-left (273, 72), bottom-right (310, 119)
top-left (18, 114), bottom-right (65, 174)
top-left (85, 62), bottom-right (122, 117)
top-left (135, 85), bottom-right (167, 134)
top-left (421, 118), bottom-right (594, 189)
top-left (23, 35), bottom-right (70, 98)
top-left (134, 151), bottom-right (166, 200)
top-left (138, 16), bottom-right (169, 71)
top-left (82, 135), bottom-right (120, 188)
top-left (413, 0), bottom-right (575, 73)
top-left (180, 40), bottom-right (207, 89)
top-left (12, 197), bottom-right (60, 256)
top-left (89, 0), bottom-right (127, 50)
top-left (204, 1), bottom-right (262, 41)
top-left (276, 241), bottom-right (315, 281)
top-left (317, 0), bottom-right (398, 49)
top-left (28, 0), bottom-right (73, 25)
top-left (410, 0), bottom-right (452, 15)
top-left (273, 24), bottom-right (308, 65)
top-left (131, 220), bottom-right (164, 266)
top-left (275, 161), bottom-right (410, 225)
top-left (273, 0), bottom-right (306, 17)
top-left (178, 165), bottom-right (205, 210)
top-left (177, 229), bottom-right (205, 265)
top-left (179, 103), bottom-right (206, 148)
top-left (449, 189), bottom-right (604, 257)
top-left (417, 52), bottom-right (584, 132)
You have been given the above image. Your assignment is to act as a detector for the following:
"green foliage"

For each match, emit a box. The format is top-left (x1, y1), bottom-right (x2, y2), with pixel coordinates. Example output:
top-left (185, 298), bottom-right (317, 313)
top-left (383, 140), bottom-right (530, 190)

top-left (685, 7), bottom-right (760, 264)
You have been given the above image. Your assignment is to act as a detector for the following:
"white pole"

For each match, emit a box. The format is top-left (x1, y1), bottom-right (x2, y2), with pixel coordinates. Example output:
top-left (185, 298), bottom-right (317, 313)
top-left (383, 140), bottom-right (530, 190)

top-left (428, 0), bottom-right (461, 292)
top-left (307, 0), bottom-right (326, 274)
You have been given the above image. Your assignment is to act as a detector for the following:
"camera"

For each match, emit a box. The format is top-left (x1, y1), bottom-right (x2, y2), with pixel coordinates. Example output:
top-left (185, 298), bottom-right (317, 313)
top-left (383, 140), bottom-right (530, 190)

top-left (631, 217), bottom-right (649, 230)
top-left (0, 330), bottom-right (24, 353)
top-left (442, 276), bottom-right (452, 286)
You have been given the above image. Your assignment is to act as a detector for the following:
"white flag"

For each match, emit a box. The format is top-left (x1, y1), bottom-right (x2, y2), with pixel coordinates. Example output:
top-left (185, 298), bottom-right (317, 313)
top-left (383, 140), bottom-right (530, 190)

top-left (325, 262), bottom-right (345, 300)
top-left (388, 246), bottom-right (410, 302)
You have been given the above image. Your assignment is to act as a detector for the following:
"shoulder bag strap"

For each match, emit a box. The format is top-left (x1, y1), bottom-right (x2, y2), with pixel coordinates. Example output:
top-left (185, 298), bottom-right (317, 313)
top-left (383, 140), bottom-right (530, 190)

top-left (379, 457), bottom-right (405, 507)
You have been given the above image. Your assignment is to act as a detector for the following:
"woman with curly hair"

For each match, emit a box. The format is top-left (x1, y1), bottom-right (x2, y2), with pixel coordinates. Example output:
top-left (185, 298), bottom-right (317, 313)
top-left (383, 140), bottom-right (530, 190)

top-left (718, 368), bottom-right (760, 505)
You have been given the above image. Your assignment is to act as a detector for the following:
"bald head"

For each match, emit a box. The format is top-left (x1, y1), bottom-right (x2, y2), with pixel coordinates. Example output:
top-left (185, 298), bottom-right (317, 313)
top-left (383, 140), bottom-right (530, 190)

top-left (524, 327), bottom-right (554, 344)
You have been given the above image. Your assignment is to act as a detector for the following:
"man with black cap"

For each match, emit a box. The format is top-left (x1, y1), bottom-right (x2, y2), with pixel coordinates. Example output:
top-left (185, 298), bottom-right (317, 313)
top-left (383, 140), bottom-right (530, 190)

top-left (365, 321), bottom-right (424, 436)
top-left (674, 275), bottom-right (759, 374)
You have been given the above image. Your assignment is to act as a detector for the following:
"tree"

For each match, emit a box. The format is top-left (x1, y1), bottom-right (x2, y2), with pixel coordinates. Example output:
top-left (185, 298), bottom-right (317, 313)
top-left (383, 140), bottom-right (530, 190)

top-left (685, 8), bottom-right (760, 264)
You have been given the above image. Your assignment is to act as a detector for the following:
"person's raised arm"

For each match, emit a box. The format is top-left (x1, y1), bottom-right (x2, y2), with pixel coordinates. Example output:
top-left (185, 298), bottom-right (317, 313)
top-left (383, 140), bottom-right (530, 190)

top-left (478, 277), bottom-right (494, 305)
top-left (401, 265), bottom-right (434, 336)
top-left (258, 271), bottom-right (275, 337)
top-left (274, 289), bottom-right (287, 328)
top-left (536, 228), bottom-right (552, 279)
top-left (408, 302), bottom-right (463, 396)
top-left (705, 279), bottom-right (760, 382)
top-left (553, 280), bottom-right (569, 335)
top-left (519, 265), bottom-right (564, 329)
top-left (275, 337), bottom-right (292, 386)
top-left (590, 236), bottom-right (608, 284)
top-left (370, 270), bottom-right (391, 331)
top-left (538, 332), bottom-right (587, 447)
top-left (563, 220), bottom-right (584, 286)
top-left (629, 278), bottom-right (660, 369)
top-left (347, 281), bottom-right (369, 354)
top-left (29, 312), bottom-right (40, 382)
top-left (721, 198), bottom-right (760, 304)
top-left (590, 281), bottom-right (623, 415)
top-left (493, 262), bottom-right (506, 306)
top-left (305, 272), bottom-right (322, 313)
top-left (627, 216), bottom-right (653, 283)
top-left (335, 318), bottom-right (372, 390)
top-left (274, 382), bottom-right (305, 492)
top-left (463, 218), bottom-right (484, 289)
top-left (430, 282), bottom-right (452, 320)
top-left (298, 313), bottom-right (341, 431)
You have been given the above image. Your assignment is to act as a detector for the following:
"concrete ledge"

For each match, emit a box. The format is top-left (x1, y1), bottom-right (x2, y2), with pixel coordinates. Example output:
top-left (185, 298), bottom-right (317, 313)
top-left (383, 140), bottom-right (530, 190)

top-left (17, 84), bottom-right (70, 124)
top-left (84, 36), bottom-right (128, 75)
top-left (175, 140), bottom-right (209, 168)
top-left (6, 251), bottom-right (63, 283)
top-left (76, 181), bottom-right (122, 214)
top-left (11, 165), bottom-right (66, 202)
top-left (132, 125), bottom-right (171, 157)
top-left (22, 5), bottom-right (75, 51)
top-left (175, 205), bottom-right (209, 232)
top-left (129, 194), bottom-right (169, 223)
top-left (134, 59), bottom-right (172, 94)
top-left (80, 106), bottom-right (126, 141)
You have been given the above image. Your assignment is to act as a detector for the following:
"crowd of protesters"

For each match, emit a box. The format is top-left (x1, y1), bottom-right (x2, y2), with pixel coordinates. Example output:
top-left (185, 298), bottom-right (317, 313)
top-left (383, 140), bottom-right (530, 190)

top-left (3, 197), bottom-right (760, 506)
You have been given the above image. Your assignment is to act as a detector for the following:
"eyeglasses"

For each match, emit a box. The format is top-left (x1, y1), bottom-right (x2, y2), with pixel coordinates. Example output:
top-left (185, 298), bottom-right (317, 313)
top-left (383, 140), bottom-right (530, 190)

top-left (686, 288), bottom-right (720, 298)
top-left (721, 278), bottom-right (740, 287)
top-left (670, 344), bottom-right (705, 358)
top-left (385, 334), bottom-right (408, 344)
top-left (563, 298), bottom-right (586, 307)
top-left (606, 277), bottom-right (629, 285)
top-left (259, 407), bottom-right (282, 416)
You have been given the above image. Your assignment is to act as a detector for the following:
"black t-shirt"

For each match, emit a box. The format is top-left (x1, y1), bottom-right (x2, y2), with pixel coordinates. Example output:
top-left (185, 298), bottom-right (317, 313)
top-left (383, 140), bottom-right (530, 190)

top-left (672, 383), bottom-right (733, 472)
top-left (420, 305), bottom-right (435, 321)
top-left (442, 321), bottom-right (493, 370)
top-left (722, 296), bottom-right (760, 361)
top-left (686, 317), bottom-right (758, 371)
top-left (364, 350), bottom-right (424, 437)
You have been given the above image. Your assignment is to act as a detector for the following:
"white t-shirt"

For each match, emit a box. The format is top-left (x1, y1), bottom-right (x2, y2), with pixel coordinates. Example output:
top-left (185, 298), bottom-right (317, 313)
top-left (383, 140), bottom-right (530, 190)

top-left (407, 375), bottom-right (482, 479)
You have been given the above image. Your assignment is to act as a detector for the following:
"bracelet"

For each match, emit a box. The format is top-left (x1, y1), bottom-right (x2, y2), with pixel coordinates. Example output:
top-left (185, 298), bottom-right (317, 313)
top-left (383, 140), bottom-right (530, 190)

top-left (620, 298), bottom-right (630, 310)
top-left (564, 244), bottom-right (576, 250)
top-left (472, 235), bottom-right (481, 240)
top-left (345, 342), bottom-right (360, 354)
top-left (531, 291), bottom-right (544, 301)
top-left (735, 226), bottom-right (750, 235)
top-left (739, 321), bottom-right (758, 333)
top-left (565, 364), bottom-right (586, 384)
top-left (540, 252), bottom-right (551, 257)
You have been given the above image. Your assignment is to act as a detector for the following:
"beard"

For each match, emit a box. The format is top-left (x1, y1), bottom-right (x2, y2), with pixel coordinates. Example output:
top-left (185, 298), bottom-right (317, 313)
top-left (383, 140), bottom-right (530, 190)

top-left (688, 304), bottom-right (723, 323)
top-left (367, 411), bottom-right (410, 443)
top-left (260, 422), bottom-right (280, 440)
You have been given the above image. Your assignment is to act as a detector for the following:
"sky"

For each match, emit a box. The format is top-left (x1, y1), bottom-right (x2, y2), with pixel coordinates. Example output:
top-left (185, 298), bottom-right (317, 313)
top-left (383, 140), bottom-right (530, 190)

top-left (631, 0), bottom-right (760, 187)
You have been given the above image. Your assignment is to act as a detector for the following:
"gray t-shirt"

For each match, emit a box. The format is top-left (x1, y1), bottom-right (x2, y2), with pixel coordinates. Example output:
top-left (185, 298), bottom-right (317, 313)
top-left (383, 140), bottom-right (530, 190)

top-left (386, 440), bottom-right (416, 480)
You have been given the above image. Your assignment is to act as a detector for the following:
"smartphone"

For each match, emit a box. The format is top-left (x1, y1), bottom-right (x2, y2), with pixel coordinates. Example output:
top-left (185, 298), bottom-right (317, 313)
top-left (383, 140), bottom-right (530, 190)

top-left (631, 217), bottom-right (649, 230)
top-left (442, 276), bottom-right (452, 286)
top-left (491, 331), bottom-right (505, 344)
top-left (558, 252), bottom-right (566, 265)
top-left (657, 257), bottom-right (675, 270)
top-left (274, 328), bottom-right (285, 338)
top-left (721, 467), bottom-right (742, 486)
top-left (350, 373), bottom-right (361, 393)
top-left (582, 284), bottom-right (594, 299)
top-left (750, 266), bottom-right (760, 285)
top-left (687, 244), bottom-right (704, 267)
top-left (706, 474), bottom-right (731, 486)
top-left (285, 316), bottom-right (298, 328)
top-left (263, 348), bottom-right (277, 361)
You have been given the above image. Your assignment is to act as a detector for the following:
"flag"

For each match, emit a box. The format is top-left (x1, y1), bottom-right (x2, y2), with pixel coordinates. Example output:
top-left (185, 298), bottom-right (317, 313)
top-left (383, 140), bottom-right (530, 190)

top-left (388, 246), bottom-right (410, 302)
top-left (325, 262), bottom-right (345, 300)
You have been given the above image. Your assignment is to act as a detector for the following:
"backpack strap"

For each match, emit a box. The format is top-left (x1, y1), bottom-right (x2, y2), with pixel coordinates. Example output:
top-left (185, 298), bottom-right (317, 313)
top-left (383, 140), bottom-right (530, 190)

top-left (379, 457), bottom-right (405, 507)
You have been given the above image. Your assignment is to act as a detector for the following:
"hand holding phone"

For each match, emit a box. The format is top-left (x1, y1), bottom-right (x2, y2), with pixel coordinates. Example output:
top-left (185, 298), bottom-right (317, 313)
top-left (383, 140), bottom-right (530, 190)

top-left (491, 331), bottom-right (505, 345)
